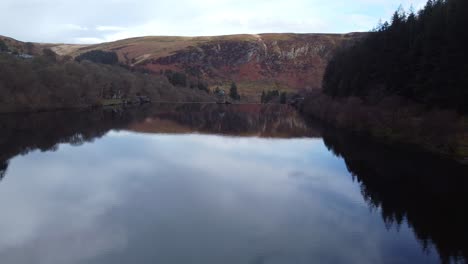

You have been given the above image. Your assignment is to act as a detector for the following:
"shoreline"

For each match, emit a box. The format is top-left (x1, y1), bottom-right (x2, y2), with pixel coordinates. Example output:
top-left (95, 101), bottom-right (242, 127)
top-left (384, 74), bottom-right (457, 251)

top-left (299, 93), bottom-right (468, 164)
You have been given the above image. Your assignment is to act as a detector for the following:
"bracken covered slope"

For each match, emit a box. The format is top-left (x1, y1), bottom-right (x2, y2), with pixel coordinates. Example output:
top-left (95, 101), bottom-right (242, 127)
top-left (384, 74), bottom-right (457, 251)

top-left (2, 33), bottom-right (363, 97)
top-left (54, 33), bottom-right (363, 95)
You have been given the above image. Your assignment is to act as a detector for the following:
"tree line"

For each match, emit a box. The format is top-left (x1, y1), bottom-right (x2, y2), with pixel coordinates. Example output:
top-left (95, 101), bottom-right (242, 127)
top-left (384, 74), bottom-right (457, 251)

top-left (163, 69), bottom-right (210, 93)
top-left (323, 0), bottom-right (468, 113)
top-left (261, 90), bottom-right (287, 104)
top-left (75, 50), bottom-right (119, 65)
top-left (0, 51), bottom-right (212, 112)
top-left (0, 40), bottom-right (8, 52)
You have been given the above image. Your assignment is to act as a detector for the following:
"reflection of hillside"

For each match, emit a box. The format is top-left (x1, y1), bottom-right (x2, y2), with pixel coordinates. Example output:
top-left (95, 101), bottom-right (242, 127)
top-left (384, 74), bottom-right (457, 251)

top-left (322, 129), bottom-right (468, 264)
top-left (0, 104), bottom-right (319, 181)
top-left (129, 103), bottom-right (320, 138)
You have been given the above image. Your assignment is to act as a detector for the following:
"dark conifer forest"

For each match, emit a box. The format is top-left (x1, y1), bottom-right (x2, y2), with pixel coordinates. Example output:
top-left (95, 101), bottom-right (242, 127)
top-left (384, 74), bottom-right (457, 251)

top-left (323, 0), bottom-right (468, 113)
top-left (75, 50), bottom-right (119, 65)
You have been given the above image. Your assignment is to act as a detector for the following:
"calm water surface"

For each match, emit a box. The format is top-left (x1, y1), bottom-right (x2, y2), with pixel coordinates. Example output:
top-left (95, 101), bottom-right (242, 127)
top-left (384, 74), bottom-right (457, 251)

top-left (0, 104), bottom-right (467, 264)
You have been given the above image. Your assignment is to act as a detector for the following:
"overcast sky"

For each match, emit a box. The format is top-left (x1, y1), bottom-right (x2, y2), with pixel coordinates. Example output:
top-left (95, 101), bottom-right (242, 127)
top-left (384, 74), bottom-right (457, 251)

top-left (1, 0), bottom-right (427, 44)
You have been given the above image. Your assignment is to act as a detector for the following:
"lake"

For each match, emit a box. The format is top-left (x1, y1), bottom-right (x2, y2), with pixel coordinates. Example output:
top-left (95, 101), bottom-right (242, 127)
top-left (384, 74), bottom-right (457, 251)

top-left (0, 104), bottom-right (467, 264)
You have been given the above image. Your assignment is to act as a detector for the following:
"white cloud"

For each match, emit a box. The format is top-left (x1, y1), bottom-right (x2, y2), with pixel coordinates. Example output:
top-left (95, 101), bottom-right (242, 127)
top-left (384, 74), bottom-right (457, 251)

top-left (74, 37), bottom-right (105, 44)
top-left (61, 24), bottom-right (88, 31)
top-left (0, 0), bottom-right (429, 44)
top-left (95, 26), bottom-right (127, 32)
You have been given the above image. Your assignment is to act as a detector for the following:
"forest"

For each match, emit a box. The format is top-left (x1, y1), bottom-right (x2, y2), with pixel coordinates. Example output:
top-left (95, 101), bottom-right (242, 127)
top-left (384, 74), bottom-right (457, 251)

top-left (303, 0), bottom-right (468, 161)
top-left (75, 50), bottom-right (119, 65)
top-left (0, 50), bottom-right (212, 113)
top-left (323, 0), bottom-right (468, 113)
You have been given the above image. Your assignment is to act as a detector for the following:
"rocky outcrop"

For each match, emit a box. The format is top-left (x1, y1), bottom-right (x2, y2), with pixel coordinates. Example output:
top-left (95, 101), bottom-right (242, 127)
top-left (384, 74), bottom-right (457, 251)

top-left (141, 34), bottom-right (359, 91)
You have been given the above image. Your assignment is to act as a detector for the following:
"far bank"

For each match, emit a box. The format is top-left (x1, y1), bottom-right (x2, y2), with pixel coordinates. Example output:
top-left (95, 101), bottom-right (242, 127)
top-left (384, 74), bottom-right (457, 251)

top-left (300, 92), bottom-right (468, 164)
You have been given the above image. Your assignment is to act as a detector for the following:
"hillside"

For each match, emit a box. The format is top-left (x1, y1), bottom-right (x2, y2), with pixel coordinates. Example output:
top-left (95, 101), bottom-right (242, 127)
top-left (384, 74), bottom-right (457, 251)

top-left (0, 35), bottom-right (45, 56)
top-left (0, 43), bottom-right (213, 113)
top-left (1, 33), bottom-right (362, 100)
top-left (48, 33), bottom-right (361, 99)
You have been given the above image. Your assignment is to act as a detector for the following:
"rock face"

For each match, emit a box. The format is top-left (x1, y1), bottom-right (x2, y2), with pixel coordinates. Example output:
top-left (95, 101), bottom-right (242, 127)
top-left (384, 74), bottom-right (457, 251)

top-left (140, 34), bottom-right (358, 91)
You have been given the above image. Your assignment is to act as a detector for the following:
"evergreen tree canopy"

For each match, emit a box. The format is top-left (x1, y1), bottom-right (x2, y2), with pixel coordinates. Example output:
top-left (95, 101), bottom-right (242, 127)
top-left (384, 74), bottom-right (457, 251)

top-left (323, 0), bottom-right (468, 113)
top-left (261, 90), bottom-right (281, 104)
top-left (197, 81), bottom-right (209, 93)
top-left (229, 82), bottom-right (240, 100)
top-left (0, 40), bottom-right (8, 52)
top-left (164, 70), bottom-right (188, 87)
top-left (75, 50), bottom-right (119, 65)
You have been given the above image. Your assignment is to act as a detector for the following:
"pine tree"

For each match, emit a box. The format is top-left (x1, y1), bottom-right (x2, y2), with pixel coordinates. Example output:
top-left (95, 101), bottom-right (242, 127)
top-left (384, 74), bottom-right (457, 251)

top-left (0, 40), bottom-right (8, 52)
top-left (323, 0), bottom-right (468, 113)
top-left (229, 82), bottom-right (240, 100)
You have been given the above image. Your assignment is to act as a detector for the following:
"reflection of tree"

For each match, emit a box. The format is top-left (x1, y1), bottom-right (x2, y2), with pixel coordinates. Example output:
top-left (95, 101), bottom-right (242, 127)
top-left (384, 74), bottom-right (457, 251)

top-left (0, 107), bottom-right (153, 181)
top-left (0, 161), bottom-right (8, 181)
top-left (322, 129), bottom-right (468, 264)
top-left (0, 104), bottom-right (319, 182)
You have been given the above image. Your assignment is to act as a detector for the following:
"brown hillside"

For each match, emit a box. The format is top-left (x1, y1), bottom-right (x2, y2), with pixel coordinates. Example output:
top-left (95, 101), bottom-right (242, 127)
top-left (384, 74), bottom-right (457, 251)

top-left (2, 33), bottom-right (364, 99)
top-left (0, 35), bottom-right (87, 56)
top-left (0, 35), bottom-right (44, 55)
top-left (53, 33), bottom-right (363, 98)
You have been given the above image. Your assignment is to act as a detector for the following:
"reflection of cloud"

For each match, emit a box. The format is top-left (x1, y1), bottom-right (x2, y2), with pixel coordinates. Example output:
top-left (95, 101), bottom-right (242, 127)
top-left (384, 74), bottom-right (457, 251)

top-left (1, 225), bottom-right (126, 264)
top-left (0, 147), bottom-right (131, 263)
top-left (0, 132), bottom-right (437, 263)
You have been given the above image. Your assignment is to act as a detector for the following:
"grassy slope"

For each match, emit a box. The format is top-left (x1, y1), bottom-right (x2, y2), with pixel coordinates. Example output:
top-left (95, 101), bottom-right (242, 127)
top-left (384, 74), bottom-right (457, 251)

top-left (2, 33), bottom-right (356, 68)
top-left (51, 33), bottom-right (346, 64)
top-left (50, 34), bottom-right (330, 100)
top-left (2, 33), bottom-right (352, 102)
top-left (54, 35), bottom-right (262, 64)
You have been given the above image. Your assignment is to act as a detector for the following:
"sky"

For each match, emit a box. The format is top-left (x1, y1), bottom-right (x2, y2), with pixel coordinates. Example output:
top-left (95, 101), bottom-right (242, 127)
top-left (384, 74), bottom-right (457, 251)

top-left (1, 0), bottom-right (428, 44)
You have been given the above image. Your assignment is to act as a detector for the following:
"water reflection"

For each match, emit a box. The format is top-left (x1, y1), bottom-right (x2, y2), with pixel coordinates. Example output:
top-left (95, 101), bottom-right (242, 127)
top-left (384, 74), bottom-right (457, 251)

top-left (0, 107), bottom-right (149, 180)
top-left (0, 104), bottom-right (316, 180)
top-left (0, 161), bottom-right (7, 180)
top-left (322, 129), bottom-right (468, 264)
top-left (127, 103), bottom-right (319, 137)
top-left (0, 104), bottom-right (466, 264)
